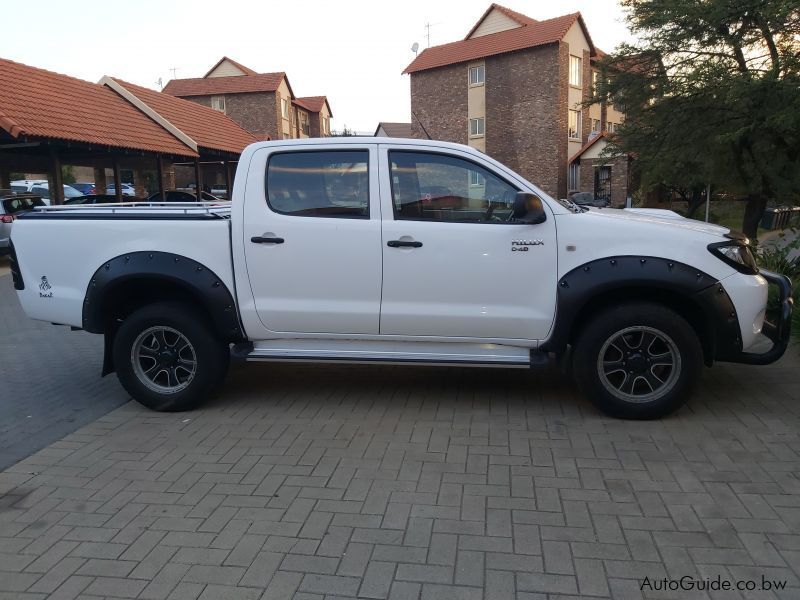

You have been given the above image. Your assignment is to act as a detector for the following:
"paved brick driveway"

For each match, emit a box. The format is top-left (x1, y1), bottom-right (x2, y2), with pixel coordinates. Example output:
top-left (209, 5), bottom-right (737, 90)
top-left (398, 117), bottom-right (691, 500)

top-left (2, 273), bottom-right (800, 599)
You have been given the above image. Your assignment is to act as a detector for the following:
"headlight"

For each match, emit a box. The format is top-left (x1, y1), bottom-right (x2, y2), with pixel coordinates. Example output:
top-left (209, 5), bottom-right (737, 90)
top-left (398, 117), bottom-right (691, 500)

top-left (708, 241), bottom-right (759, 275)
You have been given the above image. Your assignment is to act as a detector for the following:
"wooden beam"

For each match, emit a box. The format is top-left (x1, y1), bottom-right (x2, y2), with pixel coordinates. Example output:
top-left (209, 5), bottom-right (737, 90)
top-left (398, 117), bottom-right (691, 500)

top-left (112, 157), bottom-right (122, 202)
top-left (0, 170), bottom-right (9, 190)
top-left (194, 159), bottom-right (202, 201)
top-left (224, 161), bottom-right (233, 201)
top-left (156, 157), bottom-right (166, 202)
top-left (94, 167), bottom-right (107, 195)
top-left (51, 151), bottom-right (64, 205)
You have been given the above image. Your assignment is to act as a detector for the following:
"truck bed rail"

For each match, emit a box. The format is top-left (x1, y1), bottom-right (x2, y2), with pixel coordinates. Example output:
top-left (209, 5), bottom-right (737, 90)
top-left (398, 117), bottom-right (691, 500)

top-left (18, 201), bottom-right (231, 220)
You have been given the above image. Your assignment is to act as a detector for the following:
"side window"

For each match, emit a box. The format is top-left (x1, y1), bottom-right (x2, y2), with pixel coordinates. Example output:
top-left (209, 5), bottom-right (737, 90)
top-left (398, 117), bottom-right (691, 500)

top-left (266, 150), bottom-right (369, 218)
top-left (389, 151), bottom-right (518, 223)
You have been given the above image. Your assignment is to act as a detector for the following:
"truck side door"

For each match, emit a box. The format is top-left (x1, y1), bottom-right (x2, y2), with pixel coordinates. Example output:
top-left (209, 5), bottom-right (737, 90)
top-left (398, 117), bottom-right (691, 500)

top-left (378, 147), bottom-right (558, 341)
top-left (241, 145), bottom-right (382, 335)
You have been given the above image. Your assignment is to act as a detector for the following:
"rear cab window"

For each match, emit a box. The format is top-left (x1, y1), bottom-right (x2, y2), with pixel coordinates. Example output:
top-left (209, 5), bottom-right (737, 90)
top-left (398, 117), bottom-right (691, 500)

top-left (266, 150), bottom-right (369, 218)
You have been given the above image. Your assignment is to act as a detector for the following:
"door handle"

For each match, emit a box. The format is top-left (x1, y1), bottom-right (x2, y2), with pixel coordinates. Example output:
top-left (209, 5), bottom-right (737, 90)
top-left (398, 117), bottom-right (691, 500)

top-left (251, 236), bottom-right (284, 244)
top-left (387, 240), bottom-right (422, 248)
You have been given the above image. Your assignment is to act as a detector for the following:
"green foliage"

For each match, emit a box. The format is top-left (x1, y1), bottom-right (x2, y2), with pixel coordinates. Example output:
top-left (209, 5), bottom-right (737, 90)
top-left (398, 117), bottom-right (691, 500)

top-left (599, 0), bottom-right (800, 236)
top-left (755, 231), bottom-right (800, 340)
top-left (61, 165), bottom-right (76, 184)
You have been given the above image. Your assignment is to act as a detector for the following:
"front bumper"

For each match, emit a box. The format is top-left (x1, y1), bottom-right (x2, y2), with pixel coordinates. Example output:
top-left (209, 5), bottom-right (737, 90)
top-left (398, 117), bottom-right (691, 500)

top-left (726, 269), bottom-right (793, 365)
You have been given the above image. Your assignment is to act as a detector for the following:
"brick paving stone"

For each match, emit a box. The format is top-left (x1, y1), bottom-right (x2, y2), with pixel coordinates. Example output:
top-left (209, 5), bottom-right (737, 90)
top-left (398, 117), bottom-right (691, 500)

top-left (1, 276), bottom-right (799, 600)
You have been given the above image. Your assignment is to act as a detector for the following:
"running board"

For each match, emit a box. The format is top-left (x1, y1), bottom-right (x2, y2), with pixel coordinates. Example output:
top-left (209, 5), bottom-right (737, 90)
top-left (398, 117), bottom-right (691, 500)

top-left (232, 340), bottom-right (547, 369)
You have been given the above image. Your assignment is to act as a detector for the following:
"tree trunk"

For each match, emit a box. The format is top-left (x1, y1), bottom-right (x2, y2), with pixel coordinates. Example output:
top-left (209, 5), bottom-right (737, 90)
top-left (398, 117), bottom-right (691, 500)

top-left (685, 189), bottom-right (705, 218)
top-left (742, 194), bottom-right (767, 239)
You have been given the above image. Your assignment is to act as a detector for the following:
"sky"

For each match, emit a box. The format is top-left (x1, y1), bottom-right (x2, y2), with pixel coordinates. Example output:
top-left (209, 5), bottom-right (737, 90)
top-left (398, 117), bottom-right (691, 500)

top-left (1, 0), bottom-right (631, 133)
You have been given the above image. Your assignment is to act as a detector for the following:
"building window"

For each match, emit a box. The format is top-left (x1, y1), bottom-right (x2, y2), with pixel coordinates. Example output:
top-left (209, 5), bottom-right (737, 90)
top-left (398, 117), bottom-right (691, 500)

top-left (592, 118), bottom-right (601, 132)
top-left (322, 117), bottom-right (328, 134)
top-left (266, 150), bottom-right (369, 218)
top-left (468, 64), bottom-right (485, 86)
top-left (469, 117), bottom-right (485, 137)
top-left (568, 162), bottom-right (580, 190)
top-left (568, 109), bottom-right (582, 140)
top-left (591, 70), bottom-right (599, 95)
top-left (281, 98), bottom-right (289, 118)
top-left (211, 96), bottom-right (226, 113)
top-left (299, 111), bottom-right (310, 136)
top-left (569, 55), bottom-right (582, 87)
top-left (469, 170), bottom-right (485, 186)
top-left (607, 122), bottom-right (616, 133)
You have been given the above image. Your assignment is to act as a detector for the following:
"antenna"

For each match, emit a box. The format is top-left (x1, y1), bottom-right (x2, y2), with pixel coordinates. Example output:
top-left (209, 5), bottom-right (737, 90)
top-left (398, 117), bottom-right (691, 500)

top-left (424, 21), bottom-right (440, 47)
top-left (169, 67), bottom-right (178, 79)
top-left (411, 42), bottom-right (419, 56)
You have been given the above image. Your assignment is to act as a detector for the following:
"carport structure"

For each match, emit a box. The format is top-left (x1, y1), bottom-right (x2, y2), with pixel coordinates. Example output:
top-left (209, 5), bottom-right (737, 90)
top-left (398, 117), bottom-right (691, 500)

top-left (0, 58), bottom-right (257, 203)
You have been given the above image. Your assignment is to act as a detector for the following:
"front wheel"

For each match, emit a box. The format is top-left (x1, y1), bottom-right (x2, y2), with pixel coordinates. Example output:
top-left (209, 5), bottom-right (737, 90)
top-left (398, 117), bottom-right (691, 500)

top-left (572, 302), bottom-right (703, 419)
top-left (113, 302), bottom-right (229, 411)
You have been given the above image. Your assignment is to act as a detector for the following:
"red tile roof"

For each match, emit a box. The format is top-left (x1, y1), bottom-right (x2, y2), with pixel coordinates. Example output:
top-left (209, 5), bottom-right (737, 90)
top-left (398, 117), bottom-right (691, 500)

top-left (569, 131), bottom-right (607, 163)
top-left (0, 57), bottom-right (197, 156)
top-left (203, 56), bottom-right (258, 77)
top-left (293, 96), bottom-right (332, 117)
top-left (112, 79), bottom-right (258, 153)
top-left (464, 3), bottom-right (537, 39)
top-left (162, 72), bottom-right (287, 97)
top-left (404, 11), bottom-right (593, 74)
top-left (374, 122), bottom-right (415, 138)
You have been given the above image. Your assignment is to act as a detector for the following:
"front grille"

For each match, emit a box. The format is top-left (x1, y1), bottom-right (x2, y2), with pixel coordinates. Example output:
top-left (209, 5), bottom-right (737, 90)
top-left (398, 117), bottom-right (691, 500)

top-left (8, 240), bottom-right (24, 290)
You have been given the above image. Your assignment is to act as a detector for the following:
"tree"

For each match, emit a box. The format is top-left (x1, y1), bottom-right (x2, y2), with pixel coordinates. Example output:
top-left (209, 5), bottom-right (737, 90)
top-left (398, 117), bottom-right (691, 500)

top-left (599, 0), bottom-right (800, 238)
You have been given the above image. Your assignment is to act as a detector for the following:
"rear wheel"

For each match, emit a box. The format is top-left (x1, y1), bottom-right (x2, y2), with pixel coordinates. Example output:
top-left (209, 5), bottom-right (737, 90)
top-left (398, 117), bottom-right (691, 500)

top-left (113, 302), bottom-right (229, 411)
top-left (572, 302), bottom-right (703, 419)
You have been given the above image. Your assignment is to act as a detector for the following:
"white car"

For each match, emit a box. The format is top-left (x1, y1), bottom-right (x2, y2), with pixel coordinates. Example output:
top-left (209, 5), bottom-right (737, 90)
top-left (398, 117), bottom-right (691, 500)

top-left (9, 138), bottom-right (793, 419)
top-left (11, 180), bottom-right (83, 205)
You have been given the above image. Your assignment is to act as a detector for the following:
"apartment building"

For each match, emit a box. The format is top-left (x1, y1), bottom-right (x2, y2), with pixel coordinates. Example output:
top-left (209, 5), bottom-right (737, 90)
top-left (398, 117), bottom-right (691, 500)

top-left (163, 57), bottom-right (333, 141)
top-left (404, 3), bottom-right (626, 203)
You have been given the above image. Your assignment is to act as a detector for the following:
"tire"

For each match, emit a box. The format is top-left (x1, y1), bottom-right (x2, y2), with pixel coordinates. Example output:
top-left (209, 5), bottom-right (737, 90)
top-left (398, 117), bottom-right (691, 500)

top-left (113, 301), bottom-right (229, 412)
top-left (572, 302), bottom-right (703, 419)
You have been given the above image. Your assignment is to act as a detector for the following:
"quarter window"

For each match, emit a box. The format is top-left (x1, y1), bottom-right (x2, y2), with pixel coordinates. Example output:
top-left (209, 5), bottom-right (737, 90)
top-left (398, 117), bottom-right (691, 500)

top-left (469, 117), bottom-right (485, 137)
top-left (266, 151), bottom-right (369, 218)
top-left (389, 151), bottom-right (519, 223)
top-left (468, 64), bottom-right (485, 85)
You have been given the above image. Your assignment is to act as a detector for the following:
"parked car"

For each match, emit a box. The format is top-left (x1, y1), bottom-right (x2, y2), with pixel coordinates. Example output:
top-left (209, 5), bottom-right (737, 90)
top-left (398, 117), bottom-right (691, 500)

top-left (106, 183), bottom-right (136, 196)
top-left (146, 190), bottom-right (221, 203)
top-left (10, 180), bottom-right (83, 204)
top-left (9, 138), bottom-right (793, 419)
top-left (71, 182), bottom-right (98, 195)
top-left (64, 194), bottom-right (146, 205)
top-left (0, 191), bottom-right (45, 255)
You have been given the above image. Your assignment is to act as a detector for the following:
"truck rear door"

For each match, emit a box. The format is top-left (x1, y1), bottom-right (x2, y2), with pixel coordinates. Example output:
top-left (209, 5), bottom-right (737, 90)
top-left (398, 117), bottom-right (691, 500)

top-left (241, 144), bottom-right (382, 335)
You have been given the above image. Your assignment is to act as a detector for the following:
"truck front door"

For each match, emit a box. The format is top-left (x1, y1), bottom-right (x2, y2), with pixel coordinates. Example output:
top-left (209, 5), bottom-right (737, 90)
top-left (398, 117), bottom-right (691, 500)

top-left (378, 147), bottom-right (558, 341)
top-left (241, 145), bottom-right (382, 335)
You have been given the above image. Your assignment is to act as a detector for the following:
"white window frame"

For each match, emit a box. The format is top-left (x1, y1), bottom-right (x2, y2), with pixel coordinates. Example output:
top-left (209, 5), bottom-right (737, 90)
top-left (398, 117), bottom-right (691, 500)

top-left (568, 109), bottom-right (582, 140)
top-left (468, 64), bottom-right (485, 86)
top-left (469, 170), bottom-right (485, 186)
top-left (469, 117), bottom-right (485, 137)
top-left (281, 98), bottom-right (289, 118)
top-left (210, 96), bottom-right (226, 113)
top-left (569, 55), bottom-right (582, 87)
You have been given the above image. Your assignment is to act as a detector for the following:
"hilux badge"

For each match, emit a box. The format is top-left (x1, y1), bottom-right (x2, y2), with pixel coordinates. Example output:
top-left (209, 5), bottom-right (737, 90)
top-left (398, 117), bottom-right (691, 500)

top-left (511, 240), bottom-right (544, 252)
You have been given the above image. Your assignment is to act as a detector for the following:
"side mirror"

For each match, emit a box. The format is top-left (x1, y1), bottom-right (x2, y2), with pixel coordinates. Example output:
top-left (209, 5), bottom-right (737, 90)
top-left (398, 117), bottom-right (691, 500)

top-left (512, 192), bottom-right (547, 224)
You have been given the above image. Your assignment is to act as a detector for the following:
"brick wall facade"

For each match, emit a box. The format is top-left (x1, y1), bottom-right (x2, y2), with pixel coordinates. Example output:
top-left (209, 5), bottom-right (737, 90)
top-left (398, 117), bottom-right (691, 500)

top-left (183, 92), bottom-right (278, 140)
top-left (578, 155), bottom-right (629, 207)
top-left (409, 43), bottom-right (574, 200)
top-left (485, 44), bottom-right (566, 198)
top-left (410, 64), bottom-right (468, 144)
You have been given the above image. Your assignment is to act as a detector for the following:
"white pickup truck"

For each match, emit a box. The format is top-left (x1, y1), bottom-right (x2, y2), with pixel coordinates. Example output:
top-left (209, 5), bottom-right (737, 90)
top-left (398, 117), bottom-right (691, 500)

top-left (10, 138), bottom-right (793, 419)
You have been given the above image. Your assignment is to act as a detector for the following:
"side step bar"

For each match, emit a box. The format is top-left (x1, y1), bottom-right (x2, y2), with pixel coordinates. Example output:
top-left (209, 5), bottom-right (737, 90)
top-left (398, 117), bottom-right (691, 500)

top-left (231, 340), bottom-right (548, 369)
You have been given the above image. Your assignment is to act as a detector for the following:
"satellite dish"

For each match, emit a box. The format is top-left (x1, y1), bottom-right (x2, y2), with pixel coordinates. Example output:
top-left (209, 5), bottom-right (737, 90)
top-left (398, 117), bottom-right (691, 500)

top-left (411, 42), bottom-right (419, 55)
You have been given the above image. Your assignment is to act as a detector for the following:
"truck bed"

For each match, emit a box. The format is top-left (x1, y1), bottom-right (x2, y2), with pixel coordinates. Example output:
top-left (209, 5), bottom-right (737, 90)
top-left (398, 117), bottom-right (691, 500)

top-left (12, 203), bottom-right (235, 329)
